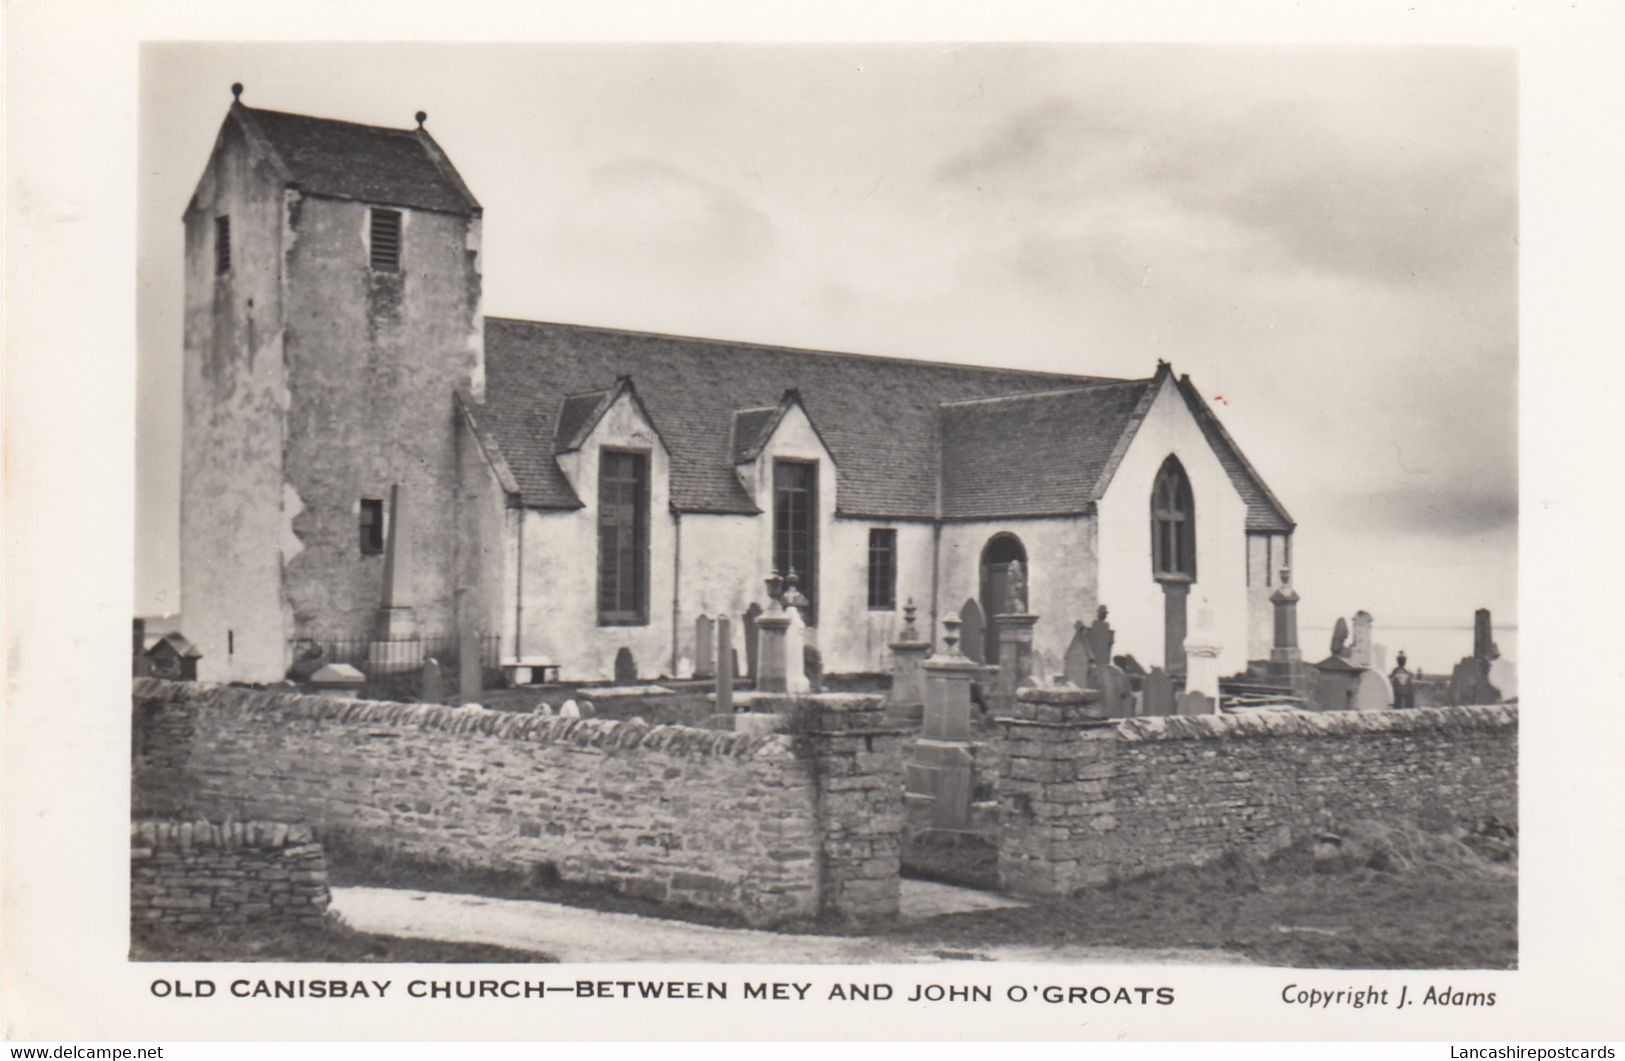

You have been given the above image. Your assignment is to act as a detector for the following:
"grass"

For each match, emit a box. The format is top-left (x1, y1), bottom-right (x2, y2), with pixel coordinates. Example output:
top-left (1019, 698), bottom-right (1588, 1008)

top-left (130, 913), bottom-right (556, 963)
top-left (881, 819), bottom-right (1518, 969)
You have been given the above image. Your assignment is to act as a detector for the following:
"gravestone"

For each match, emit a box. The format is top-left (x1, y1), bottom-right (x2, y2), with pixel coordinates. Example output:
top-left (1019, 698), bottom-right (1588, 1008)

top-left (693, 615), bottom-right (715, 679)
top-left (534, 702), bottom-right (554, 717)
top-left (1330, 617), bottom-right (1350, 658)
top-left (578, 700), bottom-right (596, 718)
top-left (420, 658), bottom-right (445, 703)
top-left (783, 607), bottom-right (809, 694)
top-left (1350, 670), bottom-right (1393, 712)
top-left (1142, 667), bottom-right (1176, 716)
top-left (1350, 611), bottom-right (1375, 669)
top-left (958, 599), bottom-right (986, 665)
top-left (742, 603), bottom-right (762, 684)
top-left (559, 700), bottom-right (581, 719)
top-left (1389, 651), bottom-right (1416, 708)
top-left (1084, 606), bottom-right (1115, 664)
top-left (1114, 654), bottom-right (1148, 681)
top-left (715, 615), bottom-right (734, 714)
top-left (1062, 622), bottom-right (1094, 688)
top-left (459, 627), bottom-right (483, 700)
top-left (1175, 690), bottom-right (1215, 716)
top-left (885, 599), bottom-right (930, 721)
top-left (1474, 608), bottom-right (1499, 661)
top-left (1488, 657), bottom-right (1517, 701)
top-left (614, 647), bottom-right (637, 684)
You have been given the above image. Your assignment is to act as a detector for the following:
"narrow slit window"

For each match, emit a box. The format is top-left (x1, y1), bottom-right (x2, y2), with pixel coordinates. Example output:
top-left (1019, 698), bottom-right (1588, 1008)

top-left (370, 208), bottom-right (402, 272)
top-left (214, 216), bottom-right (231, 275)
top-left (867, 529), bottom-right (897, 610)
top-left (359, 498), bottom-right (385, 555)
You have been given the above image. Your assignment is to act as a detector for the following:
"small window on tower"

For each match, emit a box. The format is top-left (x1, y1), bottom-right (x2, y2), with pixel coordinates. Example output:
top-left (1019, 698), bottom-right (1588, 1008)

top-left (370, 209), bottom-right (402, 272)
top-left (214, 216), bottom-right (231, 275)
top-left (359, 498), bottom-right (385, 555)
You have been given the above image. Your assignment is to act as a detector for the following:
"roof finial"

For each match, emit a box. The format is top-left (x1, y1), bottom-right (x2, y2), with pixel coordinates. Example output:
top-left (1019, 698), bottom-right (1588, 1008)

top-left (231, 82), bottom-right (244, 102)
top-left (415, 110), bottom-right (427, 129)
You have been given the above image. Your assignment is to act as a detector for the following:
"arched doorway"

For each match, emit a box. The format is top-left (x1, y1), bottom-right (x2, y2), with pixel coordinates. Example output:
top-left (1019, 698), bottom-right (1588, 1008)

top-left (979, 533), bottom-right (1028, 664)
top-left (1150, 456), bottom-right (1195, 674)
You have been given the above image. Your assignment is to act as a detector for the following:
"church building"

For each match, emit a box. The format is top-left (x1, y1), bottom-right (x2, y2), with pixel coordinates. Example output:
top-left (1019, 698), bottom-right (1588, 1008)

top-left (179, 95), bottom-right (1296, 686)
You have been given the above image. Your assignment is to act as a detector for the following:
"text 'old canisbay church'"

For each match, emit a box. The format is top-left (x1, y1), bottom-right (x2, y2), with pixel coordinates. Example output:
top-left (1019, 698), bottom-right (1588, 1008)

top-left (179, 93), bottom-right (1296, 687)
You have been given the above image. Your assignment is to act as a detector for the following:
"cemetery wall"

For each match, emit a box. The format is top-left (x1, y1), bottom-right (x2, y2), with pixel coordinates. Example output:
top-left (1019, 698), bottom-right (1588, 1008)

top-left (1095, 376), bottom-right (1253, 679)
top-left (132, 679), bottom-right (902, 925)
top-left (997, 703), bottom-right (1517, 896)
top-left (130, 818), bottom-right (330, 928)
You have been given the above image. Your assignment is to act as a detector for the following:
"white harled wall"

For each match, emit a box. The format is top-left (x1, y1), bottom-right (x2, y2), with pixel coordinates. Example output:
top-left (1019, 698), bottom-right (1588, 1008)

top-left (1096, 376), bottom-right (1252, 677)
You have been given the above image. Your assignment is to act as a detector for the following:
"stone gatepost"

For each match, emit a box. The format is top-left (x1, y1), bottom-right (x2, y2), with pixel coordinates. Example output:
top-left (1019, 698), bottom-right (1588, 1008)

top-left (990, 612), bottom-right (1040, 710)
top-left (885, 599), bottom-right (930, 721)
top-left (907, 614), bottom-right (984, 830)
top-left (994, 684), bottom-right (1113, 897)
top-left (792, 694), bottom-right (906, 922)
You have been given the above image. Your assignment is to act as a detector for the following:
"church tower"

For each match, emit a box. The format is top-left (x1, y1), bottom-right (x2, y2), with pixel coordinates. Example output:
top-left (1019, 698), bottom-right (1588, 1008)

top-left (180, 87), bottom-right (483, 682)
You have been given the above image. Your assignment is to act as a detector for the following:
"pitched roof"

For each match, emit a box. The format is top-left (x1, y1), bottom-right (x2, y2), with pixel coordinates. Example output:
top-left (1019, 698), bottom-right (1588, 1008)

top-left (1173, 376), bottom-right (1295, 532)
top-left (477, 317), bottom-right (1292, 527)
top-left (482, 319), bottom-right (1100, 517)
top-left (234, 104), bottom-right (480, 215)
top-left (939, 380), bottom-right (1160, 518)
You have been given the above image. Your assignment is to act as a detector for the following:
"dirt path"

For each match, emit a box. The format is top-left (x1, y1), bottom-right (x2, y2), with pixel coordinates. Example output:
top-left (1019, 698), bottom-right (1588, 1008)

top-left (329, 885), bottom-right (1248, 965)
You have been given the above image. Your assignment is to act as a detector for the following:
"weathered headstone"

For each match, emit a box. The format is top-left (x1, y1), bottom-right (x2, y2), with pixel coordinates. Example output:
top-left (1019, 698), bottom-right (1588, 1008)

top-left (534, 702), bottom-right (555, 717)
top-left (693, 615), bottom-right (715, 679)
top-left (1330, 617), bottom-right (1350, 658)
top-left (459, 627), bottom-right (483, 700)
top-left (1268, 569), bottom-right (1315, 697)
top-left (991, 611), bottom-right (1039, 711)
top-left (958, 599), bottom-right (986, 665)
top-left (1175, 690), bottom-right (1215, 716)
top-left (420, 657), bottom-right (445, 703)
top-left (784, 606), bottom-right (809, 694)
top-left (907, 613), bottom-right (983, 831)
top-left (742, 603), bottom-right (762, 684)
top-left (1084, 606), bottom-right (1115, 665)
top-left (1312, 655), bottom-right (1362, 711)
top-left (559, 699), bottom-right (581, 719)
top-left (1389, 651), bottom-right (1416, 709)
top-left (1183, 597), bottom-right (1222, 699)
top-left (309, 662), bottom-right (364, 697)
top-left (613, 647), bottom-right (637, 684)
top-left (1062, 622), bottom-right (1094, 688)
top-left (886, 599), bottom-right (930, 721)
top-left (1350, 669), bottom-right (1393, 712)
top-left (715, 615), bottom-right (734, 713)
top-left (1142, 667), bottom-right (1176, 717)
top-left (578, 700), bottom-right (596, 718)
top-left (1350, 611), bottom-right (1375, 669)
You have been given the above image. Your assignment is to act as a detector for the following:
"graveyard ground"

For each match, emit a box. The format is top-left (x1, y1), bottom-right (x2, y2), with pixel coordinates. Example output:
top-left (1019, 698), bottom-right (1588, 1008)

top-left (129, 913), bottom-right (557, 962)
top-left (320, 820), bottom-right (1515, 969)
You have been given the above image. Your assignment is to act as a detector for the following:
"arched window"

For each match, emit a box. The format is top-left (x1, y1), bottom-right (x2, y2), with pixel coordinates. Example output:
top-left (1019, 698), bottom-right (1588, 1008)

top-left (1150, 456), bottom-right (1195, 581)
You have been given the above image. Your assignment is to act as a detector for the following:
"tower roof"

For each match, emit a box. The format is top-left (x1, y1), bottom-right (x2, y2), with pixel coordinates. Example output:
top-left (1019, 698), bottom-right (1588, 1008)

top-left (233, 103), bottom-right (481, 215)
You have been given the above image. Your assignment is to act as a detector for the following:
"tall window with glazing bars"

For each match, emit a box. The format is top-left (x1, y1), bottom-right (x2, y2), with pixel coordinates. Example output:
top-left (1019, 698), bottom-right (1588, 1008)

top-left (598, 450), bottom-right (649, 624)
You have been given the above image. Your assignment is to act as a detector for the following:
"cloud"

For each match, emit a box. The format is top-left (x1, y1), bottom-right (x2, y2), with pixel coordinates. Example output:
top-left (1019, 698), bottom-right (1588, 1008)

top-left (559, 158), bottom-right (777, 274)
top-left (933, 64), bottom-right (1515, 289)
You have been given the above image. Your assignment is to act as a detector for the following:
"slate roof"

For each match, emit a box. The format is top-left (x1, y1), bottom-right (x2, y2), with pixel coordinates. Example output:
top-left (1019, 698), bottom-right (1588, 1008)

top-left (235, 105), bottom-right (480, 215)
top-left (939, 380), bottom-right (1160, 519)
top-left (482, 319), bottom-right (1100, 517)
top-left (478, 318), bottom-right (1294, 528)
top-left (479, 318), bottom-right (1293, 526)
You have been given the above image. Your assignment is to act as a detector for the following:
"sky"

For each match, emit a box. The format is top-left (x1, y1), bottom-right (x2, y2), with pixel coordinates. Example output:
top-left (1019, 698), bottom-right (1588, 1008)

top-left (135, 42), bottom-right (1517, 655)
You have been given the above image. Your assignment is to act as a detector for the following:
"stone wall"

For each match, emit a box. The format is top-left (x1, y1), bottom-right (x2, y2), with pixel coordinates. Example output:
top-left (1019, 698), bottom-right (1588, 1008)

top-left (131, 819), bottom-right (330, 928)
top-left (132, 679), bottom-right (902, 925)
top-left (996, 700), bottom-right (1517, 896)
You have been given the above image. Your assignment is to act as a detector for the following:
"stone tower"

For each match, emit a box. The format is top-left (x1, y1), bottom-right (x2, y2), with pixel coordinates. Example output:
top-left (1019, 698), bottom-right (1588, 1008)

top-left (180, 89), bottom-right (483, 682)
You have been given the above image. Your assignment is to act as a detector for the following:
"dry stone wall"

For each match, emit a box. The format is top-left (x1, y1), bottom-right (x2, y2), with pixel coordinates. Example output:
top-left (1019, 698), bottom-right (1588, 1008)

top-left (996, 700), bottom-right (1517, 896)
top-left (130, 819), bottom-right (330, 928)
top-left (132, 679), bottom-right (902, 925)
